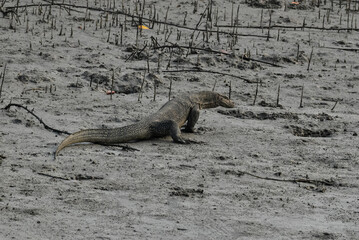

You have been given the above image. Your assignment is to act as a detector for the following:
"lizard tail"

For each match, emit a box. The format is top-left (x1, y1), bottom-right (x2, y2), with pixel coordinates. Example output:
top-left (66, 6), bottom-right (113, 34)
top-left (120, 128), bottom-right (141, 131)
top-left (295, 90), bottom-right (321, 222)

top-left (55, 123), bottom-right (150, 156)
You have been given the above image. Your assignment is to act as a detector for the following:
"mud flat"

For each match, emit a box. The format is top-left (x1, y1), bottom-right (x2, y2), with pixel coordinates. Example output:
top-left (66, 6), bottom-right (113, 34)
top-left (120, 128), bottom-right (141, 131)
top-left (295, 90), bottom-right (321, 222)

top-left (0, 0), bottom-right (358, 239)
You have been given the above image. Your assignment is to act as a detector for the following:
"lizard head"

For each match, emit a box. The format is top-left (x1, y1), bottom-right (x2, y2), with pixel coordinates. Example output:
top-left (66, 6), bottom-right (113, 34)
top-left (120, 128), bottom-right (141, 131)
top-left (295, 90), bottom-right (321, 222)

top-left (192, 91), bottom-right (235, 109)
top-left (216, 93), bottom-right (235, 108)
top-left (196, 91), bottom-right (235, 109)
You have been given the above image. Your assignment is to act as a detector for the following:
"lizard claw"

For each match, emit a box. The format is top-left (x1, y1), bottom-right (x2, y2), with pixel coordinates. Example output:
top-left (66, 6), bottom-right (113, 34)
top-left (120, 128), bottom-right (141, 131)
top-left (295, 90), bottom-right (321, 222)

top-left (173, 137), bottom-right (190, 144)
top-left (174, 138), bottom-right (203, 144)
top-left (185, 139), bottom-right (204, 144)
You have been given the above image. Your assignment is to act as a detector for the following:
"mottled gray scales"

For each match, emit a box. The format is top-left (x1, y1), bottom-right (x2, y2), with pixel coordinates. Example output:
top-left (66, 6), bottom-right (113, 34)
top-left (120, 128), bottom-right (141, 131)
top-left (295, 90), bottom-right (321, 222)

top-left (55, 91), bottom-right (234, 156)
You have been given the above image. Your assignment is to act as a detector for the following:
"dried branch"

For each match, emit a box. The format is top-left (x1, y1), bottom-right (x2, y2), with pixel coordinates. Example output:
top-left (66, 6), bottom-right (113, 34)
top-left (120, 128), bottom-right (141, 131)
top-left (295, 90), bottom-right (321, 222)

top-left (4, 103), bottom-right (70, 135)
top-left (215, 24), bottom-right (359, 32)
top-left (225, 170), bottom-right (338, 187)
top-left (97, 143), bottom-right (140, 152)
top-left (36, 172), bottom-right (70, 181)
top-left (0, 63), bottom-right (6, 99)
top-left (154, 45), bottom-right (283, 67)
top-left (125, 43), bottom-right (147, 62)
top-left (163, 67), bottom-right (254, 83)
top-left (319, 46), bottom-right (359, 52)
top-left (4, 3), bottom-right (270, 39)
top-left (36, 172), bottom-right (104, 181)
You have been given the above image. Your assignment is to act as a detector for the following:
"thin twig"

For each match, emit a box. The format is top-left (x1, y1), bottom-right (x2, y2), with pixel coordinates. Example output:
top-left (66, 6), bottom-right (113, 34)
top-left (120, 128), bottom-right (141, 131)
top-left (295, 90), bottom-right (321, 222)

top-left (299, 85), bottom-right (304, 108)
top-left (307, 47), bottom-right (314, 71)
top-left (97, 143), bottom-right (140, 152)
top-left (0, 64), bottom-right (6, 99)
top-left (163, 67), bottom-right (254, 83)
top-left (225, 170), bottom-right (338, 187)
top-left (253, 80), bottom-right (259, 105)
top-left (215, 23), bottom-right (359, 32)
top-left (154, 45), bottom-right (283, 67)
top-left (36, 172), bottom-right (70, 180)
top-left (125, 43), bottom-right (147, 62)
top-left (319, 46), bottom-right (359, 52)
top-left (331, 99), bottom-right (339, 111)
top-left (110, 69), bottom-right (114, 100)
top-left (168, 78), bottom-right (172, 101)
top-left (4, 103), bottom-right (70, 135)
top-left (5, 3), bottom-right (271, 38)
top-left (276, 84), bottom-right (280, 107)
top-left (36, 172), bottom-right (104, 181)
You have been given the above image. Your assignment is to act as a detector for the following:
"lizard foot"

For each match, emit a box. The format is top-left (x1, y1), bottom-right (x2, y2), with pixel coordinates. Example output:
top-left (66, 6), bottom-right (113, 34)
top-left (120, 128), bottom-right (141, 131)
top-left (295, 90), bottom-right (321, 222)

top-left (174, 138), bottom-right (204, 144)
top-left (182, 128), bottom-right (198, 133)
top-left (173, 137), bottom-right (190, 144)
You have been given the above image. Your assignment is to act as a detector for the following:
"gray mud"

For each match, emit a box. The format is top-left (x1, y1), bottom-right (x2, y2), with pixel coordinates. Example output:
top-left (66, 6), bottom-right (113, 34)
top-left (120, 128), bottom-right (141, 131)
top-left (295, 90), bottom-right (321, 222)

top-left (0, 0), bottom-right (358, 239)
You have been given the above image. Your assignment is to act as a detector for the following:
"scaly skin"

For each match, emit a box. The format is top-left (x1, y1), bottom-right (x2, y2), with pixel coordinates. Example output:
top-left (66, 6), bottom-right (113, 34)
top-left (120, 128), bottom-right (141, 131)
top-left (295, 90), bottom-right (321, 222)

top-left (55, 91), bottom-right (234, 155)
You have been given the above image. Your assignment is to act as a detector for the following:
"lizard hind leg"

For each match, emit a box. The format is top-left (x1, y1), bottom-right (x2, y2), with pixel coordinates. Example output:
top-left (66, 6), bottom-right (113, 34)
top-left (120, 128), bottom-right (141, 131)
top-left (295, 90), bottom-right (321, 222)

top-left (150, 120), bottom-right (187, 144)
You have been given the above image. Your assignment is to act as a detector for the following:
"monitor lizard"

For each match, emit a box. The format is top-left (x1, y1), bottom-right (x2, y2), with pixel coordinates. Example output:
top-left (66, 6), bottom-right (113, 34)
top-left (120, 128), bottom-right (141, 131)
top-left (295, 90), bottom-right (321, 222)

top-left (55, 91), bottom-right (235, 156)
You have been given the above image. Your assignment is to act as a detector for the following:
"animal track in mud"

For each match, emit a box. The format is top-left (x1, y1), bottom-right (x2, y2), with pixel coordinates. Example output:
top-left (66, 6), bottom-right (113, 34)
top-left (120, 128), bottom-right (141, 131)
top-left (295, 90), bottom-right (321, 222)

top-left (81, 71), bottom-right (144, 94)
top-left (286, 125), bottom-right (334, 137)
top-left (218, 109), bottom-right (299, 120)
top-left (303, 112), bottom-right (334, 121)
top-left (219, 109), bottom-right (335, 137)
top-left (16, 70), bottom-right (53, 83)
top-left (218, 109), bottom-right (334, 122)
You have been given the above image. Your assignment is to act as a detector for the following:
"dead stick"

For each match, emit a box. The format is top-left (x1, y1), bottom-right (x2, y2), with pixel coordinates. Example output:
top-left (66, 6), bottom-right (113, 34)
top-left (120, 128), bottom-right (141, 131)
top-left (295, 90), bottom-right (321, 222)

top-left (138, 71), bottom-right (146, 102)
top-left (154, 45), bottom-right (283, 67)
top-left (107, 26), bottom-right (111, 42)
top-left (5, 4), bottom-right (272, 38)
top-left (253, 80), bottom-right (259, 105)
top-left (168, 79), bottom-right (172, 101)
top-left (0, 64), bottom-right (6, 99)
top-left (166, 48), bottom-right (173, 70)
top-left (146, 50), bottom-right (150, 72)
top-left (260, 9), bottom-right (263, 32)
top-left (215, 23), bottom-right (359, 32)
top-left (163, 68), bottom-right (253, 83)
top-left (307, 47), bottom-right (313, 71)
top-left (125, 43), bottom-right (147, 62)
top-left (37, 172), bottom-right (70, 181)
top-left (120, 24), bottom-right (123, 45)
top-left (212, 79), bottom-right (217, 91)
top-left (153, 80), bottom-right (157, 101)
top-left (319, 46), bottom-right (359, 52)
top-left (110, 69), bottom-right (114, 100)
top-left (299, 85), bottom-right (304, 108)
top-left (276, 29), bottom-right (280, 41)
top-left (4, 103), bottom-right (70, 135)
top-left (266, 10), bottom-right (272, 41)
top-left (296, 43), bottom-right (300, 61)
top-left (225, 170), bottom-right (338, 187)
top-left (37, 172), bottom-right (105, 181)
top-left (276, 84), bottom-right (280, 107)
top-left (96, 143), bottom-right (140, 152)
top-left (157, 53), bottom-right (161, 73)
top-left (228, 80), bottom-right (232, 100)
top-left (331, 99), bottom-right (339, 110)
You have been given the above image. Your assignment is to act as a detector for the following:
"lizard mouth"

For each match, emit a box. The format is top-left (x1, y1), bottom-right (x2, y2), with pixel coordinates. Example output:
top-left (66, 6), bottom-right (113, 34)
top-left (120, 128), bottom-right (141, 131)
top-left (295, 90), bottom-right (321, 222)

top-left (218, 95), bottom-right (235, 108)
top-left (223, 100), bottom-right (235, 108)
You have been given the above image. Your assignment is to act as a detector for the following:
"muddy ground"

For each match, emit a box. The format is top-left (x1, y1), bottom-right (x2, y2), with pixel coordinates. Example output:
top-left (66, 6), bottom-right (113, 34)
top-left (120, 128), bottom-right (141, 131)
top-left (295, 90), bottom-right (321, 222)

top-left (0, 0), bottom-right (358, 239)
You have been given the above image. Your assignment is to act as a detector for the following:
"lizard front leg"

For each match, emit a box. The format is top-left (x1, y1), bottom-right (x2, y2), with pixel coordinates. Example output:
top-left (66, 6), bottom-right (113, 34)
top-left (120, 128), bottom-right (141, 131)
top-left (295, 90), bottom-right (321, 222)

top-left (184, 105), bottom-right (200, 133)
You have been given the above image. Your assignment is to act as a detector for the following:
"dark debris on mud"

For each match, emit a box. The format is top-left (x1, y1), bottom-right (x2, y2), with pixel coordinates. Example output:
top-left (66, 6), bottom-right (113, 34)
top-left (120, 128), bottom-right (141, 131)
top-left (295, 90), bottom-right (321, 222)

top-left (286, 125), bottom-right (334, 137)
top-left (169, 187), bottom-right (204, 197)
top-left (218, 109), bottom-right (299, 120)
